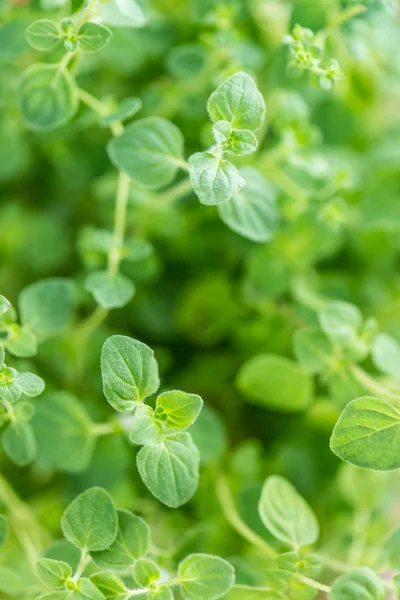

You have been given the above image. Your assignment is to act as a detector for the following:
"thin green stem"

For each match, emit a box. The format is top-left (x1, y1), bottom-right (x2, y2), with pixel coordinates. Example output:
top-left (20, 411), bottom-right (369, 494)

top-left (350, 365), bottom-right (400, 404)
top-left (78, 88), bottom-right (123, 136)
top-left (215, 475), bottom-right (277, 558)
top-left (348, 509), bottom-right (370, 565)
top-left (72, 549), bottom-right (91, 582)
top-left (92, 422), bottom-right (117, 436)
top-left (266, 164), bottom-right (308, 213)
top-left (82, 0), bottom-right (99, 23)
top-left (296, 574), bottom-right (331, 594)
top-left (127, 589), bottom-right (150, 597)
top-left (108, 171), bottom-right (131, 277)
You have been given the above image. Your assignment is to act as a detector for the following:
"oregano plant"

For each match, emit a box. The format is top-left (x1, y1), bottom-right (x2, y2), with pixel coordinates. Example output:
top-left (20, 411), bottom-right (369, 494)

top-left (2, 0), bottom-right (400, 598)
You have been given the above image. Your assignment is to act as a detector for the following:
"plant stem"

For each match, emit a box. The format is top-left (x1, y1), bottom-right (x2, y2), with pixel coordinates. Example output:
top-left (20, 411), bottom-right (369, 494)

top-left (296, 574), bottom-right (332, 594)
top-left (348, 509), bottom-right (370, 565)
top-left (156, 177), bottom-right (192, 207)
top-left (350, 365), bottom-right (400, 404)
top-left (92, 422), bottom-right (116, 436)
top-left (72, 549), bottom-right (91, 582)
top-left (127, 589), bottom-right (150, 597)
top-left (215, 475), bottom-right (277, 558)
top-left (78, 88), bottom-right (123, 136)
top-left (0, 474), bottom-right (49, 568)
top-left (108, 171), bottom-right (131, 277)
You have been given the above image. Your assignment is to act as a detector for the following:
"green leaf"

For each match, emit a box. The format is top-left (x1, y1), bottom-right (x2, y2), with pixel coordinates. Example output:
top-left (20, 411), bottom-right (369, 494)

top-left (188, 152), bottom-right (245, 206)
top-left (77, 22), bottom-right (112, 53)
top-left (129, 404), bottom-right (163, 445)
top-left (14, 400), bottom-right (35, 423)
top-left (2, 421), bottom-right (36, 466)
top-left (330, 396), bottom-right (400, 470)
top-left (212, 122), bottom-right (258, 156)
top-left (223, 586), bottom-right (279, 599)
top-left (107, 117), bottom-right (184, 189)
top-left (371, 333), bottom-right (400, 378)
top-left (20, 278), bottom-right (76, 337)
top-left (102, 97), bottom-right (142, 127)
top-left (148, 588), bottom-right (173, 600)
top-left (39, 592), bottom-right (70, 600)
top-left (98, 0), bottom-right (146, 28)
top-left (218, 167), bottom-right (278, 243)
top-left (101, 335), bottom-right (160, 412)
top-left (0, 345), bottom-right (4, 368)
top-left (0, 296), bottom-right (11, 318)
top-left (25, 20), bottom-right (60, 51)
top-left (133, 558), bottom-right (160, 587)
top-left (15, 372), bottom-right (45, 397)
top-left (293, 326), bottom-right (334, 374)
top-left (90, 571), bottom-right (129, 600)
top-left (178, 553), bottom-right (235, 600)
top-left (74, 578), bottom-right (106, 599)
top-left (258, 475), bottom-right (319, 547)
top-left (207, 72), bottom-right (265, 131)
top-left (7, 325), bottom-right (37, 357)
top-left (155, 390), bottom-right (203, 429)
top-left (85, 271), bottom-right (135, 309)
top-left (237, 354), bottom-right (314, 413)
top-left (188, 405), bottom-right (227, 466)
top-left (0, 366), bottom-right (21, 404)
top-left (0, 566), bottom-right (26, 597)
top-left (36, 558), bottom-right (72, 588)
top-left (19, 64), bottom-right (78, 131)
top-left (61, 487), bottom-right (118, 552)
top-left (137, 432), bottom-right (200, 507)
top-left (0, 515), bottom-right (8, 547)
top-left (330, 568), bottom-right (385, 600)
top-left (91, 509), bottom-right (150, 570)
top-left (383, 526), bottom-right (400, 569)
top-left (318, 300), bottom-right (362, 346)
top-left (33, 392), bottom-right (96, 473)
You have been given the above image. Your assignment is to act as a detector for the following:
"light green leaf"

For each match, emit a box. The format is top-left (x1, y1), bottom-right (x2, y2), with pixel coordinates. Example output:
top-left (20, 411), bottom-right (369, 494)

top-left (61, 487), bottom-right (118, 552)
top-left (2, 422), bottom-right (36, 466)
top-left (108, 117), bottom-right (184, 190)
top-left (207, 72), bottom-right (265, 131)
top-left (6, 325), bottom-right (37, 357)
top-left (14, 400), bottom-right (35, 423)
top-left (0, 296), bottom-right (11, 318)
top-left (38, 592), bottom-right (70, 600)
top-left (36, 558), bottom-right (72, 588)
top-left (74, 578), bottom-right (106, 599)
top-left (188, 405), bottom-right (227, 466)
top-left (330, 567), bottom-right (385, 600)
top-left (102, 97), bottom-right (142, 127)
top-left (318, 300), bottom-right (362, 346)
top-left (133, 558), bottom-right (160, 587)
top-left (98, 0), bottom-right (146, 28)
top-left (91, 509), bottom-right (150, 570)
top-left (155, 390), bottom-right (203, 429)
top-left (0, 346), bottom-right (4, 368)
top-left (237, 354), bottom-right (314, 413)
top-left (33, 392), bottom-right (96, 473)
top-left (137, 432), bottom-right (200, 507)
top-left (258, 476), bottom-right (319, 547)
top-left (212, 122), bottom-right (258, 156)
top-left (223, 586), bottom-right (280, 599)
top-left (178, 553), bottom-right (235, 600)
top-left (330, 396), bottom-right (400, 470)
top-left (25, 20), bottom-right (60, 51)
top-left (15, 372), bottom-right (45, 397)
top-left (19, 64), bottom-right (78, 131)
top-left (101, 335), bottom-right (160, 412)
top-left (90, 571), bottom-right (129, 600)
top-left (0, 566), bottom-right (26, 597)
top-left (148, 588), bottom-right (173, 600)
top-left (20, 278), bottom-right (76, 337)
top-left (130, 404), bottom-right (163, 446)
top-left (218, 167), bottom-right (278, 243)
top-left (371, 333), bottom-right (400, 378)
top-left (188, 152), bottom-right (245, 206)
top-left (77, 22), bottom-right (112, 53)
top-left (85, 271), bottom-right (135, 309)
top-left (0, 515), bottom-right (8, 547)
top-left (0, 366), bottom-right (20, 404)
top-left (293, 326), bottom-right (334, 374)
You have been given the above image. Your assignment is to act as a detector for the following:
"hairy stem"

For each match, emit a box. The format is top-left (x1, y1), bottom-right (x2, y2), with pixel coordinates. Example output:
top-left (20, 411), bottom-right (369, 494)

top-left (351, 365), bottom-right (400, 404)
top-left (296, 574), bottom-right (332, 594)
top-left (108, 171), bottom-right (131, 277)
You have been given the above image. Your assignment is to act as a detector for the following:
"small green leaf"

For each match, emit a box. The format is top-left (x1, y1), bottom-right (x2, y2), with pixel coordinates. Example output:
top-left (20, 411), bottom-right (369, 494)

top-left (137, 432), bottom-right (200, 507)
top-left (25, 20), bottom-right (60, 51)
top-left (218, 167), bottom-right (278, 243)
top-left (101, 335), bottom-right (160, 412)
top-left (155, 390), bottom-right (203, 429)
top-left (0, 346), bottom-right (4, 368)
top-left (107, 117), bottom-right (184, 190)
top-left (102, 97), bottom-right (142, 127)
top-left (91, 509), bottom-right (150, 570)
top-left (20, 278), bottom-right (76, 337)
top-left (319, 300), bottom-right (362, 346)
top-left (207, 72), bottom-right (265, 131)
top-left (148, 588), bottom-right (173, 600)
top-left (75, 578), bottom-right (106, 599)
top-left (2, 421), bottom-right (36, 466)
top-left (0, 515), bottom-right (8, 547)
top-left (98, 0), bottom-right (146, 28)
top-left (293, 326), bottom-right (334, 374)
top-left (0, 296), bottom-right (11, 318)
top-left (178, 553), bottom-right (235, 600)
top-left (33, 392), bottom-right (96, 473)
top-left (258, 476), bottom-right (319, 547)
top-left (133, 558), bottom-right (160, 587)
top-left (15, 372), bottom-right (45, 397)
top-left (14, 400), bottom-right (35, 423)
top-left (330, 567), bottom-right (385, 600)
top-left (38, 592), bottom-right (70, 600)
top-left (237, 354), bottom-right (314, 413)
top-left (36, 558), bottom-right (72, 588)
top-left (130, 404), bottom-right (163, 445)
top-left (188, 405), bottom-right (227, 466)
top-left (330, 396), bottom-right (400, 470)
top-left (0, 366), bottom-right (21, 404)
top-left (77, 22), bottom-right (112, 53)
top-left (371, 333), bottom-right (400, 378)
top-left (19, 64), bottom-right (78, 131)
top-left (6, 326), bottom-right (37, 358)
top-left (85, 271), bottom-right (135, 309)
top-left (61, 487), bottom-right (118, 552)
top-left (188, 151), bottom-right (245, 206)
top-left (212, 122), bottom-right (258, 156)
top-left (90, 571), bottom-right (128, 600)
